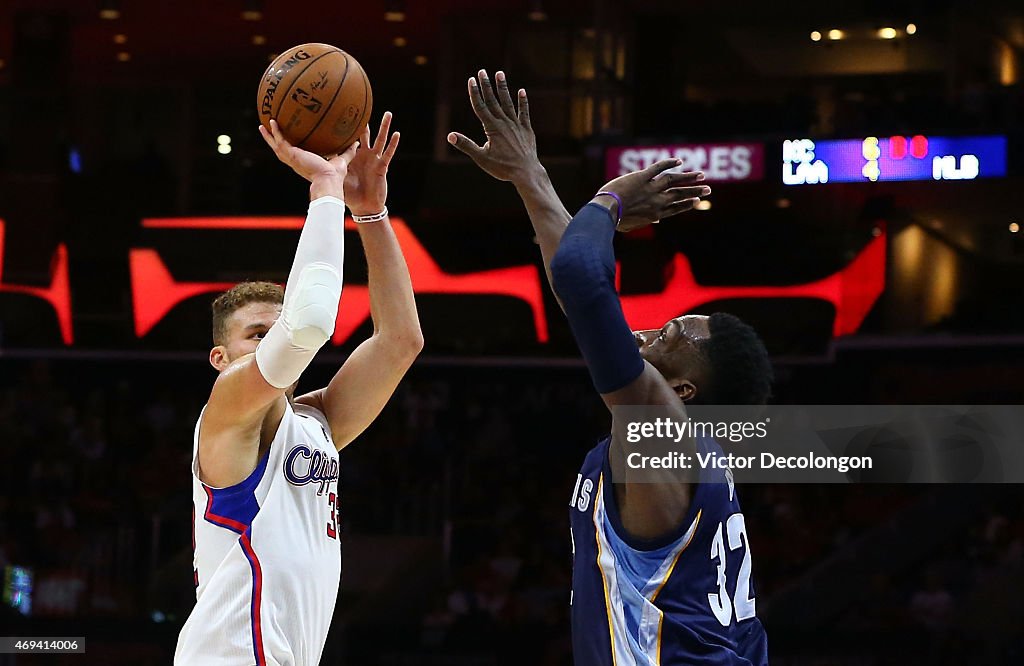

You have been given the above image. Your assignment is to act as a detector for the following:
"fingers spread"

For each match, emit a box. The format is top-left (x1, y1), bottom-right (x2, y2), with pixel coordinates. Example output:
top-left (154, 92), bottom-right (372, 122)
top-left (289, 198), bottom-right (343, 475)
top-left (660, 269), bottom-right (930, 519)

top-left (339, 140), bottom-right (360, 163)
top-left (642, 158), bottom-right (683, 180)
top-left (655, 170), bottom-right (705, 189)
top-left (467, 76), bottom-right (496, 124)
top-left (446, 131), bottom-right (484, 158)
top-left (517, 89), bottom-right (532, 129)
top-left (374, 112), bottom-right (392, 155)
top-left (664, 185), bottom-right (711, 202)
top-left (360, 124), bottom-right (372, 153)
top-left (269, 119), bottom-right (287, 145)
top-left (494, 71), bottom-right (517, 120)
top-left (382, 131), bottom-right (400, 164)
top-left (477, 70), bottom-right (504, 120)
top-left (662, 197), bottom-right (700, 217)
top-left (258, 124), bottom-right (276, 151)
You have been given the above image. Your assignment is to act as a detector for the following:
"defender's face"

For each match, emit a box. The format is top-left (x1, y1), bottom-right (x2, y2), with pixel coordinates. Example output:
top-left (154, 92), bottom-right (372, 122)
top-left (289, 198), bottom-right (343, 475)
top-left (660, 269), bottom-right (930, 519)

top-left (221, 301), bottom-right (282, 365)
top-left (634, 315), bottom-right (710, 391)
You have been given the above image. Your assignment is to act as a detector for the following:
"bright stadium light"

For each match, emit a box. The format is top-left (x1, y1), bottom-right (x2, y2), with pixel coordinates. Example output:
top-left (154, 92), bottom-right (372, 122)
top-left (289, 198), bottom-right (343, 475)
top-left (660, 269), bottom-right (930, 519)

top-left (241, 0), bottom-right (263, 21)
top-left (384, 0), bottom-right (406, 21)
top-left (99, 0), bottom-right (120, 20)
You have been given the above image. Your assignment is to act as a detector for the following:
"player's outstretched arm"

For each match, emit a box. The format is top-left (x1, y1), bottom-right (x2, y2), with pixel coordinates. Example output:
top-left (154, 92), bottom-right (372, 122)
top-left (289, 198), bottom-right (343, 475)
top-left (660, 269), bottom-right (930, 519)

top-left (549, 159), bottom-right (709, 540)
top-left (296, 113), bottom-right (423, 450)
top-left (550, 158), bottom-right (708, 405)
top-left (448, 69), bottom-right (570, 295)
top-left (200, 124), bottom-right (357, 488)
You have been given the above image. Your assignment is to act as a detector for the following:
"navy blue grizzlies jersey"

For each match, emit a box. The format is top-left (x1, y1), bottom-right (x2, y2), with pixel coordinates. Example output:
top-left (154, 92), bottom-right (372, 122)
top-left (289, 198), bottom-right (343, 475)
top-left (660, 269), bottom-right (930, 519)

top-left (569, 435), bottom-right (768, 666)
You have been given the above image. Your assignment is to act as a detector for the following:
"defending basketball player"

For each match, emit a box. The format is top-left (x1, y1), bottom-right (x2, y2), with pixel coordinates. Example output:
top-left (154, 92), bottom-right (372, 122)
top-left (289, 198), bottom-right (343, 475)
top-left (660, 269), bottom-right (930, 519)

top-left (175, 113), bottom-right (422, 666)
top-left (450, 71), bottom-right (771, 665)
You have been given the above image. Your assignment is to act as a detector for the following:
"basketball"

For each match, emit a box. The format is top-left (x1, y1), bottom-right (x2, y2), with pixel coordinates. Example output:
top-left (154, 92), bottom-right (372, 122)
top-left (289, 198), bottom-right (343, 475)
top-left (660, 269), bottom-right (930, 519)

top-left (257, 43), bottom-right (373, 156)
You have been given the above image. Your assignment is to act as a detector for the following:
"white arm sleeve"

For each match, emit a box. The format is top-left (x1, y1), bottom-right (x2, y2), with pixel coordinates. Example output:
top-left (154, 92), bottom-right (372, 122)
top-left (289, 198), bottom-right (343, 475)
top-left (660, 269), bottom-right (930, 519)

top-left (255, 195), bottom-right (345, 389)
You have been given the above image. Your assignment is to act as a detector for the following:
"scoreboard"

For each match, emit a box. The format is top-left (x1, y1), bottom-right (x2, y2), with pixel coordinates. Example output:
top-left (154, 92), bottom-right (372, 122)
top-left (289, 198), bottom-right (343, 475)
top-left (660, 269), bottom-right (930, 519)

top-left (782, 135), bottom-right (1007, 185)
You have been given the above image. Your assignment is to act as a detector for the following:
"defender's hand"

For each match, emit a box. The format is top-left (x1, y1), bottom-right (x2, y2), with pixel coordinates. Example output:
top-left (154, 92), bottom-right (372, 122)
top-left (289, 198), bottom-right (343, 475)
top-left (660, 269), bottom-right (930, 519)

top-left (447, 70), bottom-right (540, 185)
top-left (344, 112), bottom-right (400, 217)
top-left (259, 119), bottom-right (359, 184)
top-left (597, 160), bottom-right (710, 232)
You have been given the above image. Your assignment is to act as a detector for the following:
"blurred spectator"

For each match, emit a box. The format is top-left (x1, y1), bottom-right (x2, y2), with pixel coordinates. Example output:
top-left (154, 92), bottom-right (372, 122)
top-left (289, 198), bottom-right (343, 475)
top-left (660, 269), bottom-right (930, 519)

top-left (0, 357), bottom-right (1020, 664)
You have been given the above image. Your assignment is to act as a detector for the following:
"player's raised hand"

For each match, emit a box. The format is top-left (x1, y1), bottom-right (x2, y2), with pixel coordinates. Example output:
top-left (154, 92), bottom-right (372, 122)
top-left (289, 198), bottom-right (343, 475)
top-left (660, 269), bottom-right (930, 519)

top-left (597, 160), bottom-right (710, 232)
top-left (259, 119), bottom-right (359, 184)
top-left (447, 69), bottom-right (541, 185)
top-left (344, 111), bottom-right (400, 216)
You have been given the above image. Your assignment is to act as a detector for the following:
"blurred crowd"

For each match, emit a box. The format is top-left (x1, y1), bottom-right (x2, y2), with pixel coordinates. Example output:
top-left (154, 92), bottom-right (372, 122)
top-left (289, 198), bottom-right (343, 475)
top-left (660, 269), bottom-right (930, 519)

top-left (0, 361), bottom-right (197, 622)
top-left (0, 358), bottom-right (1022, 664)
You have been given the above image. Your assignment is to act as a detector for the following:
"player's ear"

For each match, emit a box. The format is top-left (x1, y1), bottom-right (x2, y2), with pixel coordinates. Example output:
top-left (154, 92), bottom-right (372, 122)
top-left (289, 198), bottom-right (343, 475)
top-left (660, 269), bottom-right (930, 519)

top-left (210, 345), bottom-right (229, 372)
top-left (674, 380), bottom-right (697, 402)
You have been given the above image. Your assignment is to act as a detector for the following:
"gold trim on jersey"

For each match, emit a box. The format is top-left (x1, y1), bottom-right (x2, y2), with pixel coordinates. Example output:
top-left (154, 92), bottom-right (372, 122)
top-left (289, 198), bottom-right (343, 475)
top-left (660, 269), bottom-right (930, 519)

top-left (651, 509), bottom-right (702, 603)
top-left (593, 474), bottom-right (705, 665)
top-left (650, 508), bottom-right (702, 664)
top-left (593, 475), bottom-right (618, 666)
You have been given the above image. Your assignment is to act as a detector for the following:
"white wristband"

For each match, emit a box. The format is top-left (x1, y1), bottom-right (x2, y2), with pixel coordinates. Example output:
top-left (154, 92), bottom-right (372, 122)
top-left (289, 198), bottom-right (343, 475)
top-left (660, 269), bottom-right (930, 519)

top-left (352, 206), bottom-right (388, 224)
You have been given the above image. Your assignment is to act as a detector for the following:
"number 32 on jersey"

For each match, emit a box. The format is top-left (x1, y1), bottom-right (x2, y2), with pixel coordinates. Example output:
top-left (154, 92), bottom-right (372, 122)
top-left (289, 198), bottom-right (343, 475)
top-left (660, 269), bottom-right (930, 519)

top-left (708, 512), bottom-right (756, 626)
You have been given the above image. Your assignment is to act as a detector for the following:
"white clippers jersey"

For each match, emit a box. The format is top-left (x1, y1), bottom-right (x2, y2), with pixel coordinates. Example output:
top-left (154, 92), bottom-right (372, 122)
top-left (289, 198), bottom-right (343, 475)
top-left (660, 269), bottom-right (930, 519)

top-left (175, 401), bottom-right (342, 666)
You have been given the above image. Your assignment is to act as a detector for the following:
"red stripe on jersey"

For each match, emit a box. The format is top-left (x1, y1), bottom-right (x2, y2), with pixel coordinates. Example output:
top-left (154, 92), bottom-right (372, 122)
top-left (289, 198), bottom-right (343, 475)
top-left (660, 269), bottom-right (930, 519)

top-left (240, 531), bottom-right (266, 666)
top-left (191, 505), bottom-right (199, 588)
top-left (203, 486), bottom-right (248, 534)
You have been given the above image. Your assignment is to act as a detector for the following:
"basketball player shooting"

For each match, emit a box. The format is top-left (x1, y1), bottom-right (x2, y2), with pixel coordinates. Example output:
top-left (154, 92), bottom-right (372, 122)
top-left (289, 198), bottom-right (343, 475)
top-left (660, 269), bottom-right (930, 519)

top-left (449, 70), bottom-right (771, 665)
top-left (175, 113), bottom-right (423, 666)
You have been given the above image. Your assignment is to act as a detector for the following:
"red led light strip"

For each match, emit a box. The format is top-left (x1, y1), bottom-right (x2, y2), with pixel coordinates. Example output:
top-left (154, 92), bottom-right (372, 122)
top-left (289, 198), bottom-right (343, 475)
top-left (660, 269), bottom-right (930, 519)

top-left (0, 215), bottom-right (886, 347)
top-left (0, 220), bottom-right (73, 344)
top-left (134, 216), bottom-right (550, 344)
top-left (617, 232), bottom-right (886, 336)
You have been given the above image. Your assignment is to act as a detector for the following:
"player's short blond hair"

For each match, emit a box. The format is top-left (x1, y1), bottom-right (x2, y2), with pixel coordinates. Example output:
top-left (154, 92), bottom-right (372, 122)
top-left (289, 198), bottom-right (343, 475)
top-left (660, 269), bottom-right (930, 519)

top-left (211, 281), bottom-right (284, 345)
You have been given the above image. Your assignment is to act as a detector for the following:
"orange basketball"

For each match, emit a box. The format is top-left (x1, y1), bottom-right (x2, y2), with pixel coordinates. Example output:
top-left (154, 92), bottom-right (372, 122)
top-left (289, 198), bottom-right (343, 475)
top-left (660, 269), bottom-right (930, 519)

top-left (257, 43), bottom-right (373, 156)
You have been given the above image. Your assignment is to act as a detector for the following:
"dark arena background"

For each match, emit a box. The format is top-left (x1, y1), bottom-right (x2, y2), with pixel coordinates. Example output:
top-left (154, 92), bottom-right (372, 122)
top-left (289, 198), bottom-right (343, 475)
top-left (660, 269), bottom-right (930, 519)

top-left (1, 0), bottom-right (1023, 664)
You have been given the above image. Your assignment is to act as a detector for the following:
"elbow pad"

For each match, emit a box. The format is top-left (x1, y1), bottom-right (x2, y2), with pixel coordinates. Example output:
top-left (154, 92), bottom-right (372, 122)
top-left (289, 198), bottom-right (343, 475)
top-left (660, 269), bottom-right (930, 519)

top-left (284, 261), bottom-right (342, 349)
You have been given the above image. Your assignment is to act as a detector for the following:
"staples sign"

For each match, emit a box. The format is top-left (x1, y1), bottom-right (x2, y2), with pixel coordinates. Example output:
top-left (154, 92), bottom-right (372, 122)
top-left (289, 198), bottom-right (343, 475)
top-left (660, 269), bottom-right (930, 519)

top-left (606, 143), bottom-right (765, 182)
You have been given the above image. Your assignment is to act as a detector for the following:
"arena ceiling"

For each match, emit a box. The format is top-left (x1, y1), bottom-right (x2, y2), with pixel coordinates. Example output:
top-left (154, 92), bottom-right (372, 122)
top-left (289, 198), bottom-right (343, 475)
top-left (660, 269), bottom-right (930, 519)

top-left (0, 0), bottom-right (588, 84)
top-left (1, 1), bottom-right (1021, 85)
